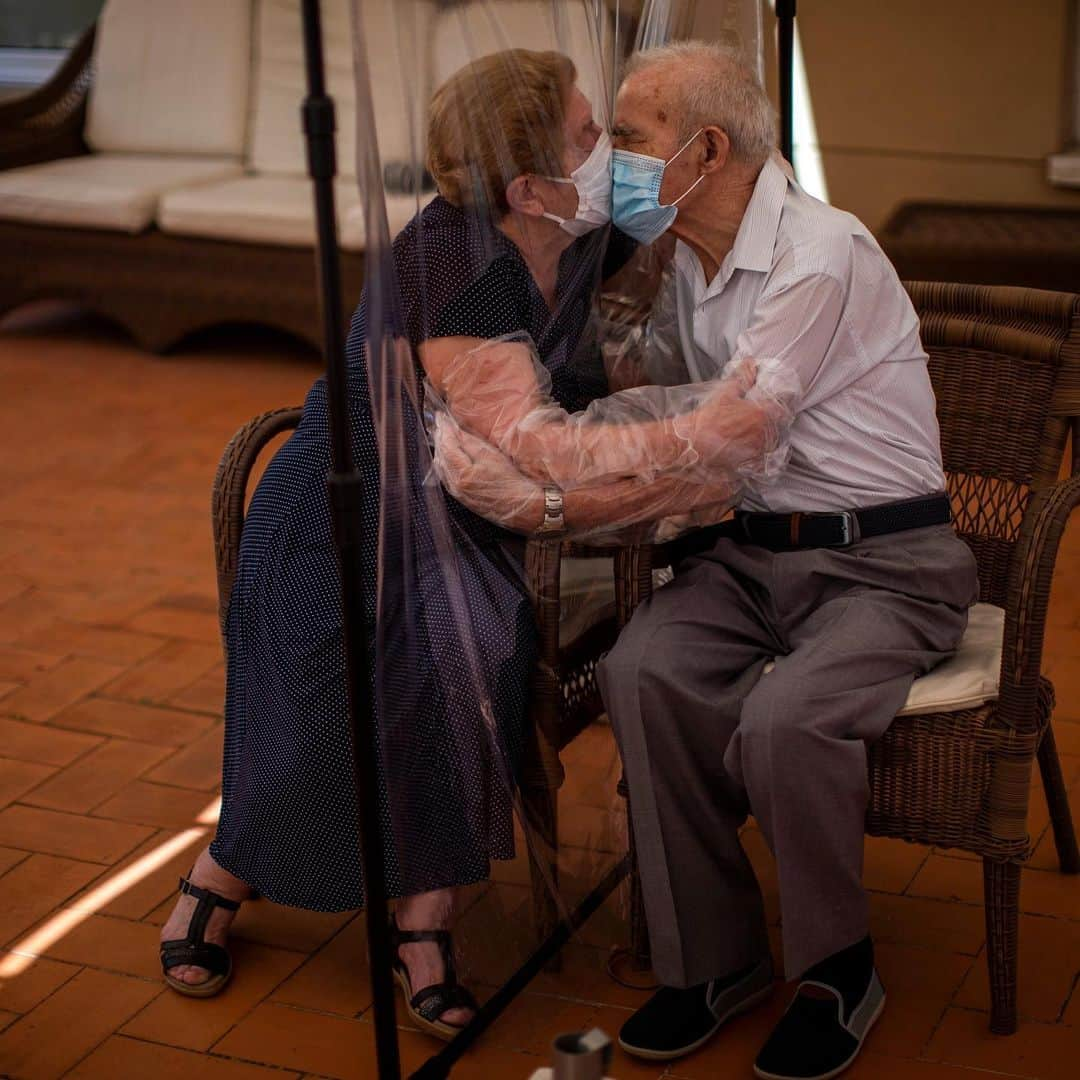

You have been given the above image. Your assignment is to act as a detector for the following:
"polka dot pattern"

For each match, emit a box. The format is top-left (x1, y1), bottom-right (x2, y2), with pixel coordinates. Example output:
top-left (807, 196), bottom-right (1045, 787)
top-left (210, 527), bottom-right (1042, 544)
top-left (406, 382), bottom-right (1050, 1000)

top-left (210, 197), bottom-right (606, 909)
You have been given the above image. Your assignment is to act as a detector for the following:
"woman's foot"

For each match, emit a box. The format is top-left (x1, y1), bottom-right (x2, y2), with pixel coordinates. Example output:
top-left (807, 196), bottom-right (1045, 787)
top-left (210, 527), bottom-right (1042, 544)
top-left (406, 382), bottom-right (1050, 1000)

top-left (394, 889), bottom-right (474, 1029)
top-left (159, 846), bottom-right (250, 987)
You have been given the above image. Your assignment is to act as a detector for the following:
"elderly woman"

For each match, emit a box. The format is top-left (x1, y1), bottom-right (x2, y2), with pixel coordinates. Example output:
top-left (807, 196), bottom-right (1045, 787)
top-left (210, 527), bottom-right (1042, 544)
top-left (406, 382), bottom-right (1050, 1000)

top-left (157, 48), bottom-right (772, 1039)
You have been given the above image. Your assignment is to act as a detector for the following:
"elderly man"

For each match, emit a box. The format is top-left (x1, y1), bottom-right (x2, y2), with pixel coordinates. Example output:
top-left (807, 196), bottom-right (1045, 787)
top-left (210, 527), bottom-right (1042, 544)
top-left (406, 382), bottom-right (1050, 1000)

top-left (591, 42), bottom-right (978, 1078)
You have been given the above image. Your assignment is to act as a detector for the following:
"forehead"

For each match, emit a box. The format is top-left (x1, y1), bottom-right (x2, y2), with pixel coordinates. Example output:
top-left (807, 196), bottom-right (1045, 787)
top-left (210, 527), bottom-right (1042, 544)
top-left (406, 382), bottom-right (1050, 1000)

top-left (564, 84), bottom-right (593, 126)
top-left (614, 68), bottom-right (676, 136)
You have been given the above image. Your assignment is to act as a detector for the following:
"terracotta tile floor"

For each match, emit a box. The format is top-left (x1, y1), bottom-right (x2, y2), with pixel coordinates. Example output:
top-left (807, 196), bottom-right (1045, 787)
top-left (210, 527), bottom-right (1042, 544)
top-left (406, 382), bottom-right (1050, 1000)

top-left (1, 306), bottom-right (1079, 1079)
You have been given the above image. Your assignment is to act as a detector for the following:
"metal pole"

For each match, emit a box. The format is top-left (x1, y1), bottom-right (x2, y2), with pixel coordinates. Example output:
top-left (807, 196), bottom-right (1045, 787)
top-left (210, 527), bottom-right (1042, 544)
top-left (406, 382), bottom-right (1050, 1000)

top-left (299, 2), bottom-right (401, 1077)
top-left (777, 0), bottom-right (797, 166)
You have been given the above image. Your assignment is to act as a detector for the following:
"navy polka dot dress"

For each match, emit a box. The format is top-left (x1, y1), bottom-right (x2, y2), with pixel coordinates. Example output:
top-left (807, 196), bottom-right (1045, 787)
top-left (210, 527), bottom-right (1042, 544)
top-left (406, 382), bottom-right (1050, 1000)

top-left (210, 197), bottom-right (611, 910)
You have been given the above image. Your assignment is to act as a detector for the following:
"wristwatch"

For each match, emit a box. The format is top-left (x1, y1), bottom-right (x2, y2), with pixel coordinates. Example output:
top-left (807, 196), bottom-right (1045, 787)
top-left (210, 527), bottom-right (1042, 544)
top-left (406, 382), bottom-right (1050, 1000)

top-left (537, 486), bottom-right (565, 535)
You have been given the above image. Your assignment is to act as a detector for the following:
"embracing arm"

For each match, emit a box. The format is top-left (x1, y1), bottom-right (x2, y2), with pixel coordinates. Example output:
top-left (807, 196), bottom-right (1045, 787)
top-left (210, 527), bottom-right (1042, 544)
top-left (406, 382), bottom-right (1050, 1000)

top-left (421, 333), bottom-right (791, 491)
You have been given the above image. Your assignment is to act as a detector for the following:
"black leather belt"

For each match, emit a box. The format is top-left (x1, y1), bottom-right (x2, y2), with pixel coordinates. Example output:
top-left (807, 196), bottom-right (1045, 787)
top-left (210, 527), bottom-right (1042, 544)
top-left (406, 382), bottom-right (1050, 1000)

top-left (729, 492), bottom-right (952, 552)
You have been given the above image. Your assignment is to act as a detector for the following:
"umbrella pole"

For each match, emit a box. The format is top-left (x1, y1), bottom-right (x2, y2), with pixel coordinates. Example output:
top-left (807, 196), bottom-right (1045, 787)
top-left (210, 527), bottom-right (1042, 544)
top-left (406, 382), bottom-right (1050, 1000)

top-left (777, 0), bottom-right (797, 167)
top-left (299, 2), bottom-right (401, 1077)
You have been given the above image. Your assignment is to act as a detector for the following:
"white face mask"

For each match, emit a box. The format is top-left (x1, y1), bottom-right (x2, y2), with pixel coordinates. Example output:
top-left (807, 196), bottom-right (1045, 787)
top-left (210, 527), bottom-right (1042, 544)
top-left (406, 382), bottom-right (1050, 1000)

top-left (540, 132), bottom-right (612, 237)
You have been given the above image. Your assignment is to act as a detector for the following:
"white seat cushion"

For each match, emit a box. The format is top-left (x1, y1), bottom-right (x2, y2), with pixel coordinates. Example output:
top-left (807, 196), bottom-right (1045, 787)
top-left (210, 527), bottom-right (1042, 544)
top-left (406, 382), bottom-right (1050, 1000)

top-left (432, 1), bottom-right (614, 124)
top-left (340, 193), bottom-right (436, 251)
top-left (158, 174), bottom-right (359, 248)
top-left (0, 154), bottom-right (242, 233)
top-left (86, 0), bottom-right (252, 157)
top-left (157, 174), bottom-right (431, 250)
top-left (896, 602), bottom-right (1003, 717)
top-left (760, 602), bottom-right (1004, 717)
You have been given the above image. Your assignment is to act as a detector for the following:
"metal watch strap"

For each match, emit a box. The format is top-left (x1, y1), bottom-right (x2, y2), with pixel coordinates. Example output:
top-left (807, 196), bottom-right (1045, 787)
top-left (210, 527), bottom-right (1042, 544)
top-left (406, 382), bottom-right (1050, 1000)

top-left (539, 487), bottom-right (565, 535)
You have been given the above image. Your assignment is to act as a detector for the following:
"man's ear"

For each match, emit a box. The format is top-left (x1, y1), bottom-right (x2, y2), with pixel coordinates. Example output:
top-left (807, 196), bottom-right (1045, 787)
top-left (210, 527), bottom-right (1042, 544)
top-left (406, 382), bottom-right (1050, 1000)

top-left (700, 127), bottom-right (731, 173)
top-left (505, 174), bottom-right (546, 218)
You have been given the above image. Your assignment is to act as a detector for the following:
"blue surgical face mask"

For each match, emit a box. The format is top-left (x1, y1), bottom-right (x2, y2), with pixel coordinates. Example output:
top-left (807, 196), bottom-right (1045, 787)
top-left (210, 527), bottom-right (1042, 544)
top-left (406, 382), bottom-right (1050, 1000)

top-left (612, 129), bottom-right (705, 245)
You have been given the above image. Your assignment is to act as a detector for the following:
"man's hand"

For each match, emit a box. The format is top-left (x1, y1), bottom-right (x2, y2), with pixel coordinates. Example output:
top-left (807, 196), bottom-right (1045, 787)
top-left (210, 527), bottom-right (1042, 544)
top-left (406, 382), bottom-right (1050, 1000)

top-left (431, 414), bottom-right (546, 534)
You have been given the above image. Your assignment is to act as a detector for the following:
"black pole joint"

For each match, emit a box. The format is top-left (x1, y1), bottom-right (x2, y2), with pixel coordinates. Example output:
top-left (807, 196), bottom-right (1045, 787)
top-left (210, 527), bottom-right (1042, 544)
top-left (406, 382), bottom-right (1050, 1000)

top-left (303, 96), bottom-right (337, 180)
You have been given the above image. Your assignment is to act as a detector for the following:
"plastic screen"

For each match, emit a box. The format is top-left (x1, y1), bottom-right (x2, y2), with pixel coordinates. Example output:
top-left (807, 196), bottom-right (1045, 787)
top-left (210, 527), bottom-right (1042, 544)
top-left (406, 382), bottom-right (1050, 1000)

top-left (331, 0), bottom-right (778, 1017)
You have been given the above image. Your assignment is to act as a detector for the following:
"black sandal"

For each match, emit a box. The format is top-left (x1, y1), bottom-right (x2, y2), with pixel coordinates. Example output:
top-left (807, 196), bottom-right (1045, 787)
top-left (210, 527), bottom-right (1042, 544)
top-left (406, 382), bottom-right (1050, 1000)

top-left (390, 915), bottom-right (477, 1040)
top-left (160, 874), bottom-right (242, 998)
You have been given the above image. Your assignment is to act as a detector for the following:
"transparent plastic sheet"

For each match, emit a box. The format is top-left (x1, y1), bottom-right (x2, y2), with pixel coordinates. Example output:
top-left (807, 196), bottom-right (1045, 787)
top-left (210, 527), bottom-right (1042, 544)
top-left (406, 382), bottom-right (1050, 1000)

top-left (343, 0), bottom-right (767, 1016)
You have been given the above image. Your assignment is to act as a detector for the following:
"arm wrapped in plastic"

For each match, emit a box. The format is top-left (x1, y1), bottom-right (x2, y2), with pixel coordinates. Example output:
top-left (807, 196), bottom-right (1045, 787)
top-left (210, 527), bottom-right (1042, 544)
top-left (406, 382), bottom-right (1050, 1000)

top-left (426, 333), bottom-right (799, 542)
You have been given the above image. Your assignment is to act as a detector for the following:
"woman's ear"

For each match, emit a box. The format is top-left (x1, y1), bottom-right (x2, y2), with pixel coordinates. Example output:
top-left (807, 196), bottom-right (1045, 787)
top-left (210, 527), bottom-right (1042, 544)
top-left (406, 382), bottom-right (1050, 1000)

top-left (701, 127), bottom-right (731, 173)
top-left (505, 174), bottom-right (546, 218)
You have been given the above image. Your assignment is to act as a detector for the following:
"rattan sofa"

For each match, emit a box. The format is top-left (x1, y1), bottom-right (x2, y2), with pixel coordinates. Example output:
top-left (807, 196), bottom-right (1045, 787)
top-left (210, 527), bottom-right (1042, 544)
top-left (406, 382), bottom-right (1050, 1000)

top-left (0, 0), bottom-right (609, 352)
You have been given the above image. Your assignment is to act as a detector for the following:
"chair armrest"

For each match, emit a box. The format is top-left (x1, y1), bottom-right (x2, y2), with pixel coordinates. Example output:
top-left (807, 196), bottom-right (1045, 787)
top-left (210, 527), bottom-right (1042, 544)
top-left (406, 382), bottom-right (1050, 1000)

top-left (212, 407), bottom-right (303, 636)
top-left (998, 472), bottom-right (1080, 731)
top-left (0, 25), bottom-right (96, 171)
top-left (613, 544), bottom-right (656, 630)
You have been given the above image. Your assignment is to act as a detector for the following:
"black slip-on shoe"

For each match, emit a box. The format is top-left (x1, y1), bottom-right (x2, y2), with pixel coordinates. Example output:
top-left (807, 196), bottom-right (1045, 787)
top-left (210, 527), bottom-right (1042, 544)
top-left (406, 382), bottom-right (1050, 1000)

top-left (618, 956), bottom-right (774, 1062)
top-left (753, 969), bottom-right (886, 1080)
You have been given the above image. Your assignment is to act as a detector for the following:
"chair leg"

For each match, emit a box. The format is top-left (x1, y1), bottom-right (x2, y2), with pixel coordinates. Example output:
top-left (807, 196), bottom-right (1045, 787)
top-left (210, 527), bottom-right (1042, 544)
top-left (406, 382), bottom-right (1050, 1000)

top-left (983, 858), bottom-right (1020, 1035)
top-left (1037, 724), bottom-right (1080, 874)
top-left (522, 782), bottom-right (561, 972)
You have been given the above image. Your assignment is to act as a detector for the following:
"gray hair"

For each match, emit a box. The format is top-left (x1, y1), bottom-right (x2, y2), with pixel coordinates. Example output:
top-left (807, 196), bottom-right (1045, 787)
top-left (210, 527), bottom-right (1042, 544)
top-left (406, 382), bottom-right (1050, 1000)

top-left (624, 41), bottom-right (777, 165)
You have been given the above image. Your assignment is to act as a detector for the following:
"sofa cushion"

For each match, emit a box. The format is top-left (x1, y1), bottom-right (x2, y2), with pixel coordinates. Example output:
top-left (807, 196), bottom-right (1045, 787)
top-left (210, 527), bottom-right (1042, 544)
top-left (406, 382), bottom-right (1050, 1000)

top-left (249, 0), bottom-right (434, 180)
top-left (0, 154), bottom-right (242, 233)
top-left (431, 1), bottom-right (613, 123)
top-left (158, 174), bottom-right (430, 250)
top-left (86, 0), bottom-right (252, 157)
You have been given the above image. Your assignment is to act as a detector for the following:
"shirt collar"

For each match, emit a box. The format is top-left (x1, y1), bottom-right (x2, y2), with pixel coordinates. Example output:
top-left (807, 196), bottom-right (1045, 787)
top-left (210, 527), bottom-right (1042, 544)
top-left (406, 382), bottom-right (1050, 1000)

top-left (674, 155), bottom-right (789, 298)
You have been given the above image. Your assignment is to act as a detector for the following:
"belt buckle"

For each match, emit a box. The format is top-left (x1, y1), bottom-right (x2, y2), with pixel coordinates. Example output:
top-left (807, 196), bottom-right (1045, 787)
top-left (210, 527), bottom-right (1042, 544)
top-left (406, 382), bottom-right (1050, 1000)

top-left (833, 510), bottom-right (858, 547)
top-left (799, 510), bottom-right (857, 548)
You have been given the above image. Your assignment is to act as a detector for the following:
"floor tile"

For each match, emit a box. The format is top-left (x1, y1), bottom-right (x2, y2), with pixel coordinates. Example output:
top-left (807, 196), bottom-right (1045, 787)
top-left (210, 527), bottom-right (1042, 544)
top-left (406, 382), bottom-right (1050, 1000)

top-left (33, 911), bottom-right (163, 979)
top-left (956, 913), bottom-right (1080, 1022)
top-left (0, 717), bottom-right (102, 768)
top-left (48, 696), bottom-right (217, 747)
top-left (0, 846), bottom-right (30, 877)
top-left (927, 1005), bottom-right (1080, 1079)
top-left (14, 620), bottom-right (166, 666)
top-left (122, 939), bottom-right (306, 1052)
top-left (229, 901), bottom-right (354, 955)
top-left (0, 647), bottom-right (61, 684)
top-left (910, 852), bottom-right (1080, 920)
top-left (0, 952), bottom-right (81, 1013)
top-left (0, 656), bottom-right (126, 724)
top-left (101, 640), bottom-right (222, 704)
top-left (0, 967), bottom-right (161, 1080)
top-left (67, 1034), bottom-right (302, 1080)
top-left (865, 835), bottom-right (931, 894)
top-left (91, 780), bottom-right (216, 830)
top-left (144, 724), bottom-right (225, 791)
top-left (270, 915), bottom-right (372, 1017)
top-left (166, 664), bottom-right (226, 717)
top-left (20, 739), bottom-right (173, 814)
top-left (0, 759), bottom-right (57, 810)
top-left (126, 604), bottom-right (223, 644)
top-left (869, 894), bottom-right (986, 956)
top-left (211, 1001), bottom-right (377, 1079)
top-left (68, 828), bottom-right (209, 921)
top-left (0, 805), bottom-right (152, 865)
top-left (0, 853), bottom-right (103, 947)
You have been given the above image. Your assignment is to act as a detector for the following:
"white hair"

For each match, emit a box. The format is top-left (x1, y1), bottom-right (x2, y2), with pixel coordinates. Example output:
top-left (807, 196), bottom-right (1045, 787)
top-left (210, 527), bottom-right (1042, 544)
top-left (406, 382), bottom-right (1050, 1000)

top-left (624, 41), bottom-right (777, 165)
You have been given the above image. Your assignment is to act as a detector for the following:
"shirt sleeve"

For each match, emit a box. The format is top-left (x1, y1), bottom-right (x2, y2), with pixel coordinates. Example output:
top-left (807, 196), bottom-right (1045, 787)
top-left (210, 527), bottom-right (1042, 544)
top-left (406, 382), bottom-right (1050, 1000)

top-left (729, 271), bottom-right (847, 412)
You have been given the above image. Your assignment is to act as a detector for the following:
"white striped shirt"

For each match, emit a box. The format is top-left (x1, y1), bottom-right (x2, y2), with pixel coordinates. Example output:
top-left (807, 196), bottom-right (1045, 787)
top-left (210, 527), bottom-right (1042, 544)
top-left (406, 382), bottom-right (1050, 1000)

top-left (646, 156), bottom-right (946, 514)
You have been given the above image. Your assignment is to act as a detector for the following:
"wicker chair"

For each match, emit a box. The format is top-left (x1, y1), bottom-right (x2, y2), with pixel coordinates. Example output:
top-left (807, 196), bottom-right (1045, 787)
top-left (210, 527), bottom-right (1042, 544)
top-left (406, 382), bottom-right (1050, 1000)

top-left (210, 407), bottom-right (628, 956)
top-left (615, 282), bottom-right (1080, 1034)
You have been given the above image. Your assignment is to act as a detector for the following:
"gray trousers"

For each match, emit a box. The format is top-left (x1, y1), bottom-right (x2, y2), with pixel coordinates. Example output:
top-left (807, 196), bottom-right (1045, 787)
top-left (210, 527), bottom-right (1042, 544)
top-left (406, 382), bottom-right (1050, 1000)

top-left (597, 523), bottom-right (979, 986)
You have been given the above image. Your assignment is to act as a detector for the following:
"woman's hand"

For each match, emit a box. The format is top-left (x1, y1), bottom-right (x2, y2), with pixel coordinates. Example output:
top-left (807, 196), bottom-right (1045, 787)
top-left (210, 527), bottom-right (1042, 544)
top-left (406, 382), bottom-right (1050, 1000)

top-left (432, 414), bottom-right (547, 534)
